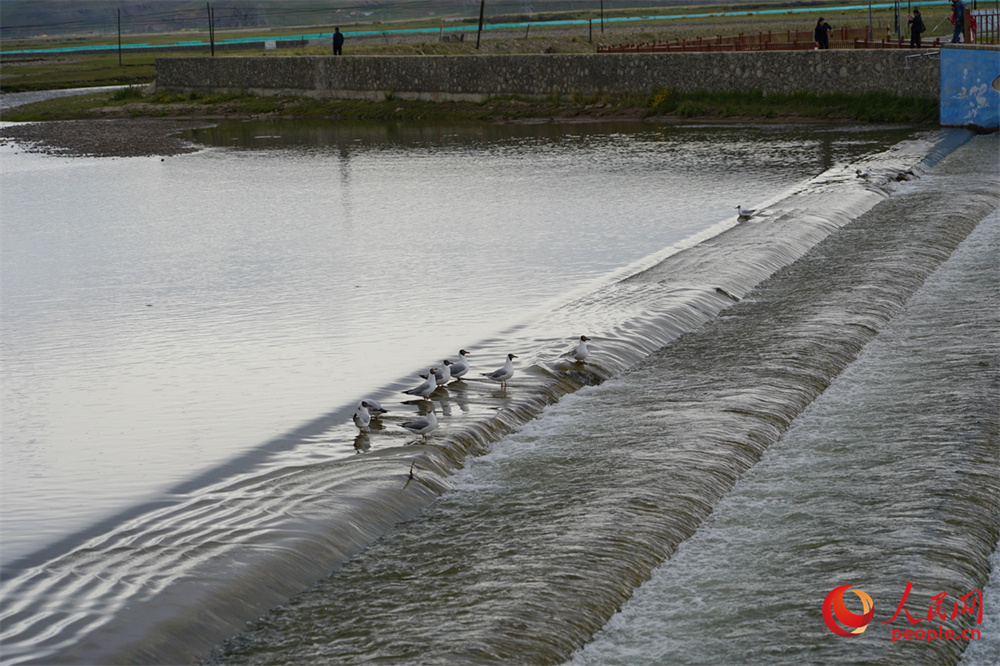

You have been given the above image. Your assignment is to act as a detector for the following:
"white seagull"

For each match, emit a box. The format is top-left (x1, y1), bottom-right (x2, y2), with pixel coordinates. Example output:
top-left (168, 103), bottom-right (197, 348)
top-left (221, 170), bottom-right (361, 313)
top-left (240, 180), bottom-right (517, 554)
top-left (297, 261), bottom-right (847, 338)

top-left (403, 370), bottom-right (438, 399)
top-left (572, 335), bottom-right (591, 362)
top-left (401, 409), bottom-right (438, 438)
top-left (736, 205), bottom-right (756, 221)
top-left (361, 399), bottom-right (388, 417)
top-left (481, 353), bottom-right (517, 388)
top-left (353, 402), bottom-right (371, 431)
top-left (421, 360), bottom-right (453, 386)
top-left (449, 349), bottom-right (472, 379)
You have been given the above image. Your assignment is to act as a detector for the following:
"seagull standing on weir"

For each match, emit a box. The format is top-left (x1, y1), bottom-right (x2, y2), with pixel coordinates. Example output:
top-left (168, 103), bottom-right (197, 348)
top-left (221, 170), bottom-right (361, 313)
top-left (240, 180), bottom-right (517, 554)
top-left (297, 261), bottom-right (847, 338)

top-left (448, 349), bottom-right (471, 380)
top-left (572, 335), bottom-right (591, 362)
top-left (401, 409), bottom-right (438, 439)
top-left (421, 360), bottom-right (453, 386)
top-left (353, 402), bottom-right (371, 431)
top-left (403, 371), bottom-right (438, 399)
top-left (736, 205), bottom-right (756, 221)
top-left (481, 353), bottom-right (517, 388)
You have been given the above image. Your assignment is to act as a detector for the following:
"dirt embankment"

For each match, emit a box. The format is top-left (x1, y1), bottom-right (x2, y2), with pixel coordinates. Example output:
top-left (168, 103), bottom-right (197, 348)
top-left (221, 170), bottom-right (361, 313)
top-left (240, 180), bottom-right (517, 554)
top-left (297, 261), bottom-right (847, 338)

top-left (1, 118), bottom-right (213, 157)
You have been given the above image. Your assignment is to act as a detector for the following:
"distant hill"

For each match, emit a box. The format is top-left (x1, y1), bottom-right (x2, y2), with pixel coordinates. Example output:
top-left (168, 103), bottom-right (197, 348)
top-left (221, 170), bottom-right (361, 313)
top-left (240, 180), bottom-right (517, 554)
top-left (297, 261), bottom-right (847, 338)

top-left (0, 0), bottom-right (770, 39)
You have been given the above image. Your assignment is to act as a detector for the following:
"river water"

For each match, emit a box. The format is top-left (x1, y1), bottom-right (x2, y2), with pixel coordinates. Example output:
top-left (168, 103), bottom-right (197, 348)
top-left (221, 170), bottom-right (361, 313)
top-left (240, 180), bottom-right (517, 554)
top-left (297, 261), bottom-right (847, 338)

top-left (0, 118), bottom-right (996, 664)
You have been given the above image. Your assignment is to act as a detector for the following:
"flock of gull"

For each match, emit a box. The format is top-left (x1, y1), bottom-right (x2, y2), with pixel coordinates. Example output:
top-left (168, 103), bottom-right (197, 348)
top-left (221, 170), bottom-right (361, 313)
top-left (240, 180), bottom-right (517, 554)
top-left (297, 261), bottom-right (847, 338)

top-left (354, 202), bottom-right (787, 441)
top-left (352, 336), bottom-right (592, 442)
top-left (352, 178), bottom-right (882, 446)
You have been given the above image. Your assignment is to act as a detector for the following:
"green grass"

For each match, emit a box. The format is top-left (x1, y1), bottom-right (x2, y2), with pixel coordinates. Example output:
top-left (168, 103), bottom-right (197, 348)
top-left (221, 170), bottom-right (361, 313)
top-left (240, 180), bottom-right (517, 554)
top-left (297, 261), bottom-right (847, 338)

top-left (0, 85), bottom-right (939, 126)
top-left (0, 52), bottom-right (204, 93)
top-left (644, 89), bottom-right (938, 124)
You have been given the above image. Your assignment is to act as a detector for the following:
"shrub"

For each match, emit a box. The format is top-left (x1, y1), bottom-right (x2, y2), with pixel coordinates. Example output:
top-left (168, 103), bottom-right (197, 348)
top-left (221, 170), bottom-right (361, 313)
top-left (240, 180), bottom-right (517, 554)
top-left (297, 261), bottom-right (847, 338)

top-left (111, 86), bottom-right (143, 101)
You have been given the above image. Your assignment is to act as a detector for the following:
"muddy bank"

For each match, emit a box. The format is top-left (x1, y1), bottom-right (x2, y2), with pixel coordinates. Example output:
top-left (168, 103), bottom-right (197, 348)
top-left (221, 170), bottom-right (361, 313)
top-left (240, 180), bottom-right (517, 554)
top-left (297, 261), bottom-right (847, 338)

top-left (0, 118), bottom-right (212, 157)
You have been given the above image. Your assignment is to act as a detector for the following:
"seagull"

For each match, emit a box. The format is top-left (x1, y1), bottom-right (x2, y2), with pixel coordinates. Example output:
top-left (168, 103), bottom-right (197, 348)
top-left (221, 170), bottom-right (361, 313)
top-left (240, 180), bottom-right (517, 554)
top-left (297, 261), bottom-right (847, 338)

top-left (572, 335), bottom-right (591, 362)
top-left (856, 168), bottom-right (871, 180)
top-left (421, 360), bottom-right (453, 386)
top-left (361, 399), bottom-right (388, 417)
top-left (481, 353), bottom-right (517, 388)
top-left (403, 370), bottom-right (438, 399)
top-left (448, 349), bottom-right (471, 379)
top-left (353, 402), bottom-right (371, 431)
top-left (401, 409), bottom-right (438, 438)
top-left (736, 205), bottom-right (755, 221)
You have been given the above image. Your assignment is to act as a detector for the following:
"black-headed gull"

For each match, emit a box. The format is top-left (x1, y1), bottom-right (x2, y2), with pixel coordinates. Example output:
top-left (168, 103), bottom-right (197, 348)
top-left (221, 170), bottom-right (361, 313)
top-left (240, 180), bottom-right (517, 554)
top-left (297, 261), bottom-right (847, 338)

top-left (403, 370), bottom-right (438, 399)
top-left (481, 353), bottom-right (517, 388)
top-left (361, 399), bottom-right (388, 417)
top-left (449, 349), bottom-right (471, 379)
top-left (736, 205), bottom-right (755, 221)
top-left (856, 168), bottom-right (871, 180)
top-left (353, 402), bottom-right (371, 431)
top-left (401, 409), bottom-right (438, 438)
top-left (572, 335), bottom-right (591, 362)
top-left (421, 360), bottom-right (453, 386)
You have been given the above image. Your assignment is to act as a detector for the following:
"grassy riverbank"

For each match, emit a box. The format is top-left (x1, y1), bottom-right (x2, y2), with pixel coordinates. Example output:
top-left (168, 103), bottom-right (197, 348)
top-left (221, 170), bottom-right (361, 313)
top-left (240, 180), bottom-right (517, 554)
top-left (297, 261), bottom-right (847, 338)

top-left (0, 71), bottom-right (938, 131)
top-left (1, 85), bottom-right (938, 125)
top-left (0, 3), bottom-right (938, 126)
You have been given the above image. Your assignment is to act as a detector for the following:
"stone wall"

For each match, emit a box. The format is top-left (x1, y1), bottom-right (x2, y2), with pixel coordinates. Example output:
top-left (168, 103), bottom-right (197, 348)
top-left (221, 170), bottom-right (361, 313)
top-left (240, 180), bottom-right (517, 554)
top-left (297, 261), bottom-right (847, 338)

top-left (156, 51), bottom-right (941, 102)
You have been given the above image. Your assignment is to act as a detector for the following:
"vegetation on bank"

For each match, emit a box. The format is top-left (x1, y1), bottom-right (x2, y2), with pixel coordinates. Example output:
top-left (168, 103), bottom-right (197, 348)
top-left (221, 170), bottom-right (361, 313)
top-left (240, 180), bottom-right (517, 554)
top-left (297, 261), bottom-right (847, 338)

top-left (0, 3), bottom-right (937, 126)
top-left (1, 85), bottom-right (938, 125)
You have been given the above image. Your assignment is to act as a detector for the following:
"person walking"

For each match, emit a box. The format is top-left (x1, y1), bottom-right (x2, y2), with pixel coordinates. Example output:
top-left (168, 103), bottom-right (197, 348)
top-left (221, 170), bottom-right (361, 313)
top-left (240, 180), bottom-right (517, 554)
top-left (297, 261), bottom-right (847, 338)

top-left (333, 27), bottom-right (344, 55)
top-left (908, 9), bottom-right (926, 48)
top-left (814, 17), bottom-right (833, 49)
top-left (950, 0), bottom-right (966, 43)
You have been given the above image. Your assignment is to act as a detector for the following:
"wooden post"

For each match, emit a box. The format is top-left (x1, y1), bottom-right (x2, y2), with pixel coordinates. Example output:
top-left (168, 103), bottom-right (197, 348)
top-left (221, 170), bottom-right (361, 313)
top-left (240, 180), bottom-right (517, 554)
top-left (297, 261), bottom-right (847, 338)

top-left (600, 0), bottom-right (604, 33)
top-left (117, 9), bottom-right (122, 67)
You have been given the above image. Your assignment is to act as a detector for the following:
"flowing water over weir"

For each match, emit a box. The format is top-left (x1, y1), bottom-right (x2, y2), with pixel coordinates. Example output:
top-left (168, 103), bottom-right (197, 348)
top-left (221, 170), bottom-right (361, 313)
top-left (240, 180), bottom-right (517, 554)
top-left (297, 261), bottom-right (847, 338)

top-left (1, 130), bottom-right (997, 664)
top-left (196, 133), bottom-right (998, 666)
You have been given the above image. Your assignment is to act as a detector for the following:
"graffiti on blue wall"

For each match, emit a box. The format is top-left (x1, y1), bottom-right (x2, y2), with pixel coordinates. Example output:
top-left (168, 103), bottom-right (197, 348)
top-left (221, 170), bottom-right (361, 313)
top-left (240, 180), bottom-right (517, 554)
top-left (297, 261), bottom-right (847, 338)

top-left (940, 46), bottom-right (1000, 131)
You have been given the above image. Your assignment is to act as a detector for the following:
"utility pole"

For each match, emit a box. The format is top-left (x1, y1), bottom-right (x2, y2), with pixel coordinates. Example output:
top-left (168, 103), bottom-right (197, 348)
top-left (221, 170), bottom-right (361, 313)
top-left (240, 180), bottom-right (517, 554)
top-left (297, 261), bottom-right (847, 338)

top-left (476, 0), bottom-right (485, 49)
top-left (117, 9), bottom-right (122, 67)
top-left (207, 3), bottom-right (215, 56)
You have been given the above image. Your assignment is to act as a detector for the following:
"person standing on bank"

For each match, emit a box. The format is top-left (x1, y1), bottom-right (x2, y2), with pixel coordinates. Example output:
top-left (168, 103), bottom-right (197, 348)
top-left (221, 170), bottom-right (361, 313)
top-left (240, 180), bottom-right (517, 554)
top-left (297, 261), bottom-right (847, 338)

top-left (333, 27), bottom-right (344, 55)
top-left (814, 17), bottom-right (833, 49)
top-left (908, 9), bottom-right (926, 48)
top-left (950, 0), bottom-right (966, 43)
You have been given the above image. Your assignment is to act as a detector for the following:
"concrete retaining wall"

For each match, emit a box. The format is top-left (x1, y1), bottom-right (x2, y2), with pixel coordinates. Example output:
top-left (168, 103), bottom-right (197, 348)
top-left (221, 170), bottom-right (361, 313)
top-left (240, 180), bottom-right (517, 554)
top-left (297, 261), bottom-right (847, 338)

top-left (155, 51), bottom-right (941, 101)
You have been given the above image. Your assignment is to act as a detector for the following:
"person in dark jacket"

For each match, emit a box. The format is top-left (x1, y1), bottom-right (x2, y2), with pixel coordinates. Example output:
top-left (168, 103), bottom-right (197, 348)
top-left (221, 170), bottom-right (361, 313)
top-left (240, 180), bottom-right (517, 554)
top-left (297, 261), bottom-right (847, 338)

top-left (951, 0), bottom-right (966, 43)
top-left (908, 9), bottom-right (926, 48)
top-left (333, 27), bottom-right (344, 55)
top-left (814, 17), bottom-right (833, 49)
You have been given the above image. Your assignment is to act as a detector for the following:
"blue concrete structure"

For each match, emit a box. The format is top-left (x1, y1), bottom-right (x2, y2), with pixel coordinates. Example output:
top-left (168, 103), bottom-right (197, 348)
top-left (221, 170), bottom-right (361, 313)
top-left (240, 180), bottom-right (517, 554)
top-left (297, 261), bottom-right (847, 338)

top-left (940, 45), bottom-right (1000, 132)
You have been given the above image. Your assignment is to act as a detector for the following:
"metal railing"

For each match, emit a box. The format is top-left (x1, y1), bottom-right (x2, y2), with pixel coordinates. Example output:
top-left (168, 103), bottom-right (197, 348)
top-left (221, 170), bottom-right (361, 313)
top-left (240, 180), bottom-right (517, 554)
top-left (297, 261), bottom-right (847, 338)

top-left (597, 14), bottom-right (1000, 53)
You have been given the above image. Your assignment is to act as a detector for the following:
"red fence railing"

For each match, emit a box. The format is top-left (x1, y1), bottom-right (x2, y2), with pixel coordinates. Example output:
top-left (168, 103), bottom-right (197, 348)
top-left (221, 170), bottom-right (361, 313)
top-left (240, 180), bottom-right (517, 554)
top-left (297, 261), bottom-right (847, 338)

top-left (973, 11), bottom-right (1000, 44)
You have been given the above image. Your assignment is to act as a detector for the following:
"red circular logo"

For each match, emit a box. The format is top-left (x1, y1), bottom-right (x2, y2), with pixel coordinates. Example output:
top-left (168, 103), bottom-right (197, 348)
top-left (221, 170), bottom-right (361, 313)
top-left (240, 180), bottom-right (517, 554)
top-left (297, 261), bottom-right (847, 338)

top-left (823, 584), bottom-right (874, 636)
